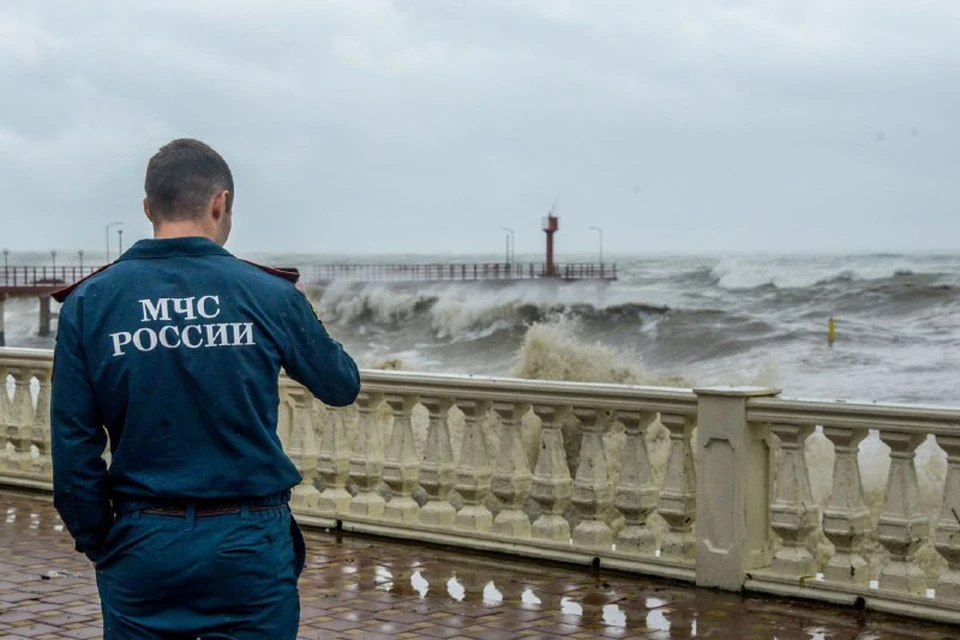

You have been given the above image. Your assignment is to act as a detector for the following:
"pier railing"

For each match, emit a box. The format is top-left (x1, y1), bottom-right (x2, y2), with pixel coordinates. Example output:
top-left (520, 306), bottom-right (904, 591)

top-left (0, 266), bottom-right (101, 290)
top-left (1, 263), bottom-right (617, 290)
top-left (1, 348), bottom-right (958, 625)
top-left (310, 262), bottom-right (616, 283)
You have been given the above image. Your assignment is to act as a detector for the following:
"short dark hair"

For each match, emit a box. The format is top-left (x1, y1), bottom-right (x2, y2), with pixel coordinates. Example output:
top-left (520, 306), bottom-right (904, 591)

top-left (144, 138), bottom-right (234, 221)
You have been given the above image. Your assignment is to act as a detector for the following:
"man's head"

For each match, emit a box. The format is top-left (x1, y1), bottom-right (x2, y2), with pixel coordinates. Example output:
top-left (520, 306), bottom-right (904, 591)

top-left (143, 138), bottom-right (234, 245)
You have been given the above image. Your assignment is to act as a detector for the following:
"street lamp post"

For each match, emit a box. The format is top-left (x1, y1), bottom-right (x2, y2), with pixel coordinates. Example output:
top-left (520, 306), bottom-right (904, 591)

top-left (78, 250), bottom-right (85, 272)
top-left (500, 227), bottom-right (514, 264)
top-left (118, 228), bottom-right (124, 255)
top-left (105, 221), bottom-right (123, 262)
top-left (51, 250), bottom-right (57, 272)
top-left (2, 249), bottom-right (8, 281)
top-left (589, 226), bottom-right (603, 265)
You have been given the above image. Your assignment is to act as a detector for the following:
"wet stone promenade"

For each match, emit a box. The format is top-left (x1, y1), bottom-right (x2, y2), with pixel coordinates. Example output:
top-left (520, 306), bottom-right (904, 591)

top-left (0, 491), bottom-right (956, 639)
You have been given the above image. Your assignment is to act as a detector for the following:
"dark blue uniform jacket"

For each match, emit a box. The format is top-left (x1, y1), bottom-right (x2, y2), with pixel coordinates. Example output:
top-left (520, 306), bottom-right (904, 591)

top-left (50, 237), bottom-right (360, 560)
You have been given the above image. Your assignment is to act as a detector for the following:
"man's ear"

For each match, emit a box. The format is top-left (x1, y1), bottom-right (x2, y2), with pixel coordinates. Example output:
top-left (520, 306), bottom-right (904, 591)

top-left (211, 190), bottom-right (230, 220)
top-left (143, 198), bottom-right (153, 223)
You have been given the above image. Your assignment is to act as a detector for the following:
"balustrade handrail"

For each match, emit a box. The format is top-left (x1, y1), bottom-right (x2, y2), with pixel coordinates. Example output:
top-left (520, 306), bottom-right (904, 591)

top-left (747, 396), bottom-right (960, 435)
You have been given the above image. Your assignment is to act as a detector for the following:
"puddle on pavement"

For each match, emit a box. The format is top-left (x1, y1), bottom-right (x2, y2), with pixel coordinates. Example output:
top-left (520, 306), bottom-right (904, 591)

top-left (410, 570), bottom-right (429, 597)
top-left (482, 580), bottom-right (503, 604)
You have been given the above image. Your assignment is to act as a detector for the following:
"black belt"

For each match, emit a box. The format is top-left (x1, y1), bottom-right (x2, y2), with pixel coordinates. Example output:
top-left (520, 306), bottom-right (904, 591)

top-left (142, 504), bottom-right (282, 518)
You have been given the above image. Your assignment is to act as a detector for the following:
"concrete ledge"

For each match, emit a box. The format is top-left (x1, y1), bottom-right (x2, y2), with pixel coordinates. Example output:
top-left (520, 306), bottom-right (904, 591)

top-left (334, 515), bottom-right (697, 583)
top-left (745, 573), bottom-right (960, 627)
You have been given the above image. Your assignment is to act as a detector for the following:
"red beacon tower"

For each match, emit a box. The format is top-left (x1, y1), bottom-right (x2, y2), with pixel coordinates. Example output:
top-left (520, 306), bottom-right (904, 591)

top-left (542, 211), bottom-right (559, 277)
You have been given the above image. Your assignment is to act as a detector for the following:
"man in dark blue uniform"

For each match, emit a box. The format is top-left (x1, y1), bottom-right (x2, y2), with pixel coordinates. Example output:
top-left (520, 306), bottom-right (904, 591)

top-left (50, 138), bottom-right (361, 639)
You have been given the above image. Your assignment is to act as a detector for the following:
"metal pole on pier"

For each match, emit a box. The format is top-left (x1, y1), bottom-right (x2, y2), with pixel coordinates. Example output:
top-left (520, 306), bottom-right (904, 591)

top-left (105, 221), bottom-right (123, 262)
top-left (500, 227), bottom-right (514, 264)
top-left (589, 226), bottom-right (603, 266)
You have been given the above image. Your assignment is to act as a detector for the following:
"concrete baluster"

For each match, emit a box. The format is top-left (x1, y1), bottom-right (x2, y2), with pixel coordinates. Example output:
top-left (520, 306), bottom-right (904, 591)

top-left (454, 399), bottom-right (494, 532)
top-left (934, 435), bottom-right (960, 601)
top-left (877, 431), bottom-right (929, 594)
top-left (30, 367), bottom-right (52, 473)
top-left (658, 413), bottom-right (697, 561)
top-left (0, 365), bottom-right (10, 469)
top-left (418, 397), bottom-right (456, 527)
top-left (349, 392), bottom-right (386, 518)
top-left (613, 410), bottom-right (659, 555)
top-left (571, 408), bottom-right (614, 548)
top-left (317, 406), bottom-right (352, 514)
top-left (491, 401), bottom-right (533, 538)
top-left (821, 426), bottom-right (871, 585)
top-left (286, 386), bottom-right (322, 511)
top-left (383, 394), bottom-right (421, 523)
top-left (530, 404), bottom-right (573, 542)
top-left (769, 423), bottom-right (819, 578)
top-left (8, 368), bottom-right (34, 471)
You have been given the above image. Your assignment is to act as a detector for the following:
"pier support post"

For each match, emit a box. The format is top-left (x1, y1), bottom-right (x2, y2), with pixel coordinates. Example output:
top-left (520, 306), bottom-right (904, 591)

top-left (694, 386), bottom-right (780, 591)
top-left (38, 295), bottom-right (52, 338)
top-left (0, 294), bottom-right (5, 346)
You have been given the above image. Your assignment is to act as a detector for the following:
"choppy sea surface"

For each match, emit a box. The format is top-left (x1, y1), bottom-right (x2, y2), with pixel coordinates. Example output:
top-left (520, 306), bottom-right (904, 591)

top-left (5, 250), bottom-right (959, 406)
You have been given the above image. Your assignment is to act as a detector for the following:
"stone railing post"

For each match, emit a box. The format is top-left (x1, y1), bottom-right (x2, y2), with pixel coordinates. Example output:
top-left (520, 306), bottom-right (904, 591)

top-left (8, 368), bottom-right (35, 471)
top-left (613, 410), bottom-right (659, 554)
top-left (349, 392), bottom-right (386, 518)
top-left (530, 404), bottom-right (573, 542)
top-left (935, 435), bottom-right (960, 602)
top-left (286, 387), bottom-right (322, 511)
top-left (491, 401), bottom-right (533, 538)
top-left (571, 407), bottom-right (614, 548)
top-left (658, 413), bottom-right (698, 561)
top-left (768, 423), bottom-right (819, 578)
top-left (821, 426), bottom-right (871, 586)
top-left (877, 431), bottom-right (929, 594)
top-left (419, 397), bottom-right (456, 527)
top-left (693, 387), bottom-right (779, 591)
top-left (317, 406), bottom-right (353, 515)
top-left (382, 394), bottom-right (421, 523)
top-left (455, 399), bottom-right (494, 532)
top-left (30, 368), bottom-right (52, 473)
top-left (0, 365), bottom-right (9, 468)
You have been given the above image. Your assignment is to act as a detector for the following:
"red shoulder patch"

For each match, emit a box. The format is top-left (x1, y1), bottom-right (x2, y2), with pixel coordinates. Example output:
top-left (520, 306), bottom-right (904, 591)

top-left (51, 262), bottom-right (119, 303)
top-left (240, 260), bottom-right (300, 284)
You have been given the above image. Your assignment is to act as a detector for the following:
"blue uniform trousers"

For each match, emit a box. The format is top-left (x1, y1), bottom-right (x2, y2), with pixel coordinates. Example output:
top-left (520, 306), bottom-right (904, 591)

top-left (94, 503), bottom-right (306, 639)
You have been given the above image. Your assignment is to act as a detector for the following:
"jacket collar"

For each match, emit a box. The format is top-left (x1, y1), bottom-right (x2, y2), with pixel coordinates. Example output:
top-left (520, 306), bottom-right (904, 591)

top-left (117, 237), bottom-right (232, 261)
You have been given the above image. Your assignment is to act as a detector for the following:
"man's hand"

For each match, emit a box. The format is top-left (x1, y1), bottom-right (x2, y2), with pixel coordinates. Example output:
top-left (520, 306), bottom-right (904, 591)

top-left (295, 279), bottom-right (306, 294)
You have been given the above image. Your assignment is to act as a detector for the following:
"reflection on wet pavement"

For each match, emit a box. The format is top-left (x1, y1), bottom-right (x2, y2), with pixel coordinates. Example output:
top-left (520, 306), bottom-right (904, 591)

top-left (0, 491), bottom-right (958, 639)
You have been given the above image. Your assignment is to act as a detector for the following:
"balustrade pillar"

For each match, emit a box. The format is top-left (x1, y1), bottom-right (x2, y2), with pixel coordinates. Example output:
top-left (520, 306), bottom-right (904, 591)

top-left (613, 411), bottom-right (659, 554)
top-left (659, 413), bottom-right (697, 562)
top-left (454, 399), bottom-right (494, 532)
top-left (349, 392), bottom-right (386, 518)
top-left (530, 405), bottom-right (573, 542)
top-left (877, 432), bottom-right (929, 594)
top-left (318, 406), bottom-right (352, 514)
top-left (419, 397), bottom-right (456, 527)
top-left (7, 368), bottom-right (34, 471)
top-left (571, 408), bottom-right (614, 548)
top-left (693, 387), bottom-right (778, 591)
top-left (383, 394), bottom-right (421, 523)
top-left (821, 426), bottom-right (871, 585)
top-left (286, 387), bottom-right (321, 511)
top-left (0, 365), bottom-right (10, 468)
top-left (934, 435), bottom-right (960, 601)
top-left (769, 423), bottom-right (819, 578)
top-left (491, 401), bottom-right (533, 538)
top-left (30, 368), bottom-right (52, 473)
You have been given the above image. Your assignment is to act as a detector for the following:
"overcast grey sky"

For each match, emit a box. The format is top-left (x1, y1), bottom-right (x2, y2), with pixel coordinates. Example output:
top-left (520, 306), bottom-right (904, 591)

top-left (1, 0), bottom-right (958, 256)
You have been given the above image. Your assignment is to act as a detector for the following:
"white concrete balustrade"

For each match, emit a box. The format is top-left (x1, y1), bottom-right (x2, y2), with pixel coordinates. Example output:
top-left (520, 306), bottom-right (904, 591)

top-left (3, 347), bottom-right (960, 625)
